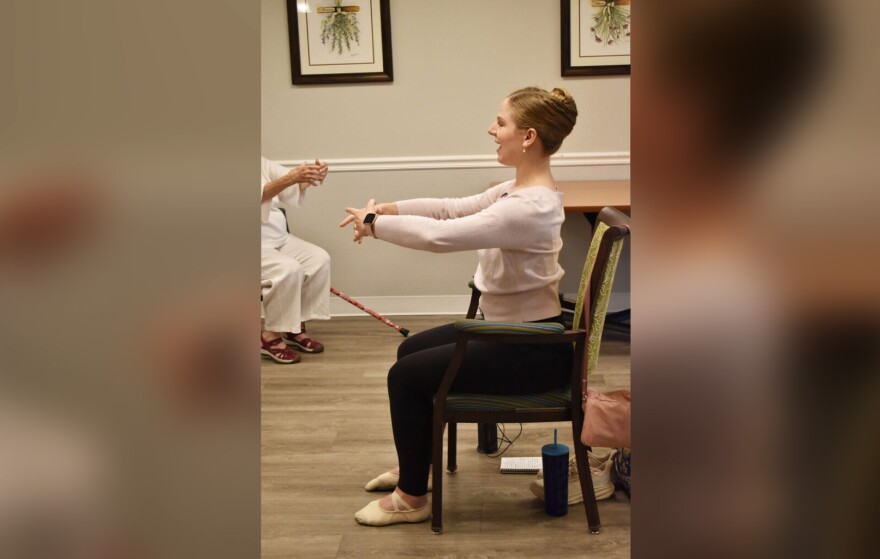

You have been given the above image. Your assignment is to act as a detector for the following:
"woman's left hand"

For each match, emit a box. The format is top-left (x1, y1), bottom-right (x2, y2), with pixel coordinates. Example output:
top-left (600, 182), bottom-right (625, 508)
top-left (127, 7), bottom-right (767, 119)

top-left (340, 198), bottom-right (377, 244)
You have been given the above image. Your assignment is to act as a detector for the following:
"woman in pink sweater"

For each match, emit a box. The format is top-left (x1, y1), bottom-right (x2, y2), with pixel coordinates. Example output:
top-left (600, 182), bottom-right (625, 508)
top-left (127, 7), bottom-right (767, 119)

top-left (341, 86), bottom-right (578, 526)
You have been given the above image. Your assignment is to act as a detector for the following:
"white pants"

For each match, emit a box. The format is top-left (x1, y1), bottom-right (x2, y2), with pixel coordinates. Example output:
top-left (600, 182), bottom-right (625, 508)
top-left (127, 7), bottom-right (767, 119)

top-left (261, 234), bottom-right (331, 334)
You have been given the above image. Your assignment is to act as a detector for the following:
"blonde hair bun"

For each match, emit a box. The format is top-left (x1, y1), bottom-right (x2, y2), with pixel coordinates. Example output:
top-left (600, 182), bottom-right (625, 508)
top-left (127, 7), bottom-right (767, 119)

top-left (550, 87), bottom-right (572, 103)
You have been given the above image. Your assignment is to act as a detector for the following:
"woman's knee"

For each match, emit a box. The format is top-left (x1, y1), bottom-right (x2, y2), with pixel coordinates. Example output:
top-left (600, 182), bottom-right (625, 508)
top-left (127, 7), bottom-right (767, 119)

top-left (387, 360), bottom-right (409, 393)
top-left (310, 247), bottom-right (331, 277)
top-left (278, 260), bottom-right (305, 286)
top-left (317, 247), bottom-right (331, 269)
top-left (387, 357), bottom-right (430, 397)
top-left (396, 335), bottom-right (419, 360)
top-left (387, 348), bottom-right (452, 400)
top-left (396, 323), bottom-right (457, 360)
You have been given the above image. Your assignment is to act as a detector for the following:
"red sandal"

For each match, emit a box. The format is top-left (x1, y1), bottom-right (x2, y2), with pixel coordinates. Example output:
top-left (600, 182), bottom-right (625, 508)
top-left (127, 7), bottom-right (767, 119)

top-left (282, 333), bottom-right (324, 354)
top-left (261, 336), bottom-right (301, 364)
top-left (283, 323), bottom-right (324, 353)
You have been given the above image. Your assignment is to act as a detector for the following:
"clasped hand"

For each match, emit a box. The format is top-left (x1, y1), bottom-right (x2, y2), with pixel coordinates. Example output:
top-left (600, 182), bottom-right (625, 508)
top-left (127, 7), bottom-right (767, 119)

top-left (285, 159), bottom-right (328, 190)
top-left (339, 198), bottom-right (377, 244)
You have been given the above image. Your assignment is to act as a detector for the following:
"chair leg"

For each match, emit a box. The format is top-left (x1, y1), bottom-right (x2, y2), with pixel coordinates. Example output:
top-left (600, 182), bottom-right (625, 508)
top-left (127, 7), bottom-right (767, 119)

top-left (447, 422), bottom-right (458, 473)
top-left (431, 420), bottom-right (445, 533)
top-left (573, 434), bottom-right (601, 533)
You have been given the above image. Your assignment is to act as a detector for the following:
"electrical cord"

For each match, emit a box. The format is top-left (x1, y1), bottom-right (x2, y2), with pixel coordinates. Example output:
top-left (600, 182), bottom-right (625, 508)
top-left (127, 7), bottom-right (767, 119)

top-left (484, 422), bottom-right (523, 458)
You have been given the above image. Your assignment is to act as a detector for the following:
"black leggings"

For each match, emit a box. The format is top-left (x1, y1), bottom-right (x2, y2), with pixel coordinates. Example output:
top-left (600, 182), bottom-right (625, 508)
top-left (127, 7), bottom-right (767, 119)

top-left (387, 320), bottom-right (572, 496)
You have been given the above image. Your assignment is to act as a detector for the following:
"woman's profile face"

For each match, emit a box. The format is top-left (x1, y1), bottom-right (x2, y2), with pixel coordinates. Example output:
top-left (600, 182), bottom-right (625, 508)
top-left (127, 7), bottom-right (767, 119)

top-left (488, 98), bottom-right (525, 167)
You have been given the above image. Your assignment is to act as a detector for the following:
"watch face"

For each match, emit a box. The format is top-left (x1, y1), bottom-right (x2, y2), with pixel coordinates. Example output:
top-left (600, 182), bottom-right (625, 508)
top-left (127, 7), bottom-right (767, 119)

top-left (363, 213), bottom-right (376, 225)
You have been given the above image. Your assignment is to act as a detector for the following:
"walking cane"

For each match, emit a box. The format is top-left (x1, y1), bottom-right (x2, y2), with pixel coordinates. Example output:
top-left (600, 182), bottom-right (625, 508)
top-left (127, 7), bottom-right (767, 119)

top-left (330, 287), bottom-right (409, 337)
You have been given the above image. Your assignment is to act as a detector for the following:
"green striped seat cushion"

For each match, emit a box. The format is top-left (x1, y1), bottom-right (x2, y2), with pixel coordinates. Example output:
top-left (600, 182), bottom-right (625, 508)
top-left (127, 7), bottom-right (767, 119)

top-left (444, 385), bottom-right (572, 411)
top-left (454, 319), bottom-right (565, 335)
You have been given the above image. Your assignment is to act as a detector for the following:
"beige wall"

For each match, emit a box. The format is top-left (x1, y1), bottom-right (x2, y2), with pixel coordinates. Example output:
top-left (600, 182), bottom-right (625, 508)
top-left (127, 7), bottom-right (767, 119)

top-left (262, 0), bottom-right (630, 314)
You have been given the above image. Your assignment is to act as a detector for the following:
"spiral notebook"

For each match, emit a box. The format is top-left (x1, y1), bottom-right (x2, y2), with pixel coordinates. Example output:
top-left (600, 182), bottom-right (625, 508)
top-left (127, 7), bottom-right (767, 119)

top-left (499, 456), bottom-right (542, 474)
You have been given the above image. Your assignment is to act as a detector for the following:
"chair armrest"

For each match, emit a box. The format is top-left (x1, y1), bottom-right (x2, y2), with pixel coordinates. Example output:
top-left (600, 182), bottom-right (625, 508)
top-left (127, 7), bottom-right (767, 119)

top-left (455, 319), bottom-right (565, 335)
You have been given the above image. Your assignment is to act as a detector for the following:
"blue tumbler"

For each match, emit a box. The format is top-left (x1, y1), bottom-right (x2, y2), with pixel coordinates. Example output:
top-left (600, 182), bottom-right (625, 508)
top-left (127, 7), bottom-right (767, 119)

top-left (541, 429), bottom-right (569, 517)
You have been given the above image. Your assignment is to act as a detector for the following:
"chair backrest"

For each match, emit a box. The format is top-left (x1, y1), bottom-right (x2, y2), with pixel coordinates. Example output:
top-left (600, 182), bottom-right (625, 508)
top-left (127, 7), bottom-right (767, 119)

top-left (571, 207), bottom-right (630, 375)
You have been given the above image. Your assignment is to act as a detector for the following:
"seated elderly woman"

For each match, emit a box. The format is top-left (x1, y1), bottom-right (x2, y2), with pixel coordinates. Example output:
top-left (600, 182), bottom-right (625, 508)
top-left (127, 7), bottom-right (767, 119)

top-left (260, 156), bottom-right (330, 365)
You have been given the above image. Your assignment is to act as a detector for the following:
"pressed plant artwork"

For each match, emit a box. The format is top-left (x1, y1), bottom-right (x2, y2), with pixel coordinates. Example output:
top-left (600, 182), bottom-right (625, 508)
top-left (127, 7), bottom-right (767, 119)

top-left (287, 0), bottom-right (392, 84)
top-left (591, 0), bottom-right (631, 47)
top-left (319, 0), bottom-right (361, 54)
top-left (562, 0), bottom-right (629, 75)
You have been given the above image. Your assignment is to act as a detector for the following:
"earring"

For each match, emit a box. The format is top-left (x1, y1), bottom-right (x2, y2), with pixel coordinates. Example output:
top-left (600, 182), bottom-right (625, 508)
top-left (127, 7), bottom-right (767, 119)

top-left (522, 147), bottom-right (526, 153)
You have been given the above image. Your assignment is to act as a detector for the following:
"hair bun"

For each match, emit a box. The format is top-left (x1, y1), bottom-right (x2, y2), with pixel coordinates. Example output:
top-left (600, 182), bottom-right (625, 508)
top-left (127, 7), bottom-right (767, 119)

top-left (549, 87), bottom-right (578, 119)
top-left (549, 87), bottom-right (571, 102)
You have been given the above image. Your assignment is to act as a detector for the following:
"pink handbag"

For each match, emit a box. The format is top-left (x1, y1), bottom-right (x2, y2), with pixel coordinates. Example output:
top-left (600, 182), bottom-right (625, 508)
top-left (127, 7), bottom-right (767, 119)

top-left (581, 388), bottom-right (631, 448)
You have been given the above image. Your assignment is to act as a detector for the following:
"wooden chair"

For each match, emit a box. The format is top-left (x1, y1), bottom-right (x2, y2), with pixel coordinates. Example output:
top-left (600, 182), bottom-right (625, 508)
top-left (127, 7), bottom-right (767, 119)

top-left (430, 206), bottom-right (630, 534)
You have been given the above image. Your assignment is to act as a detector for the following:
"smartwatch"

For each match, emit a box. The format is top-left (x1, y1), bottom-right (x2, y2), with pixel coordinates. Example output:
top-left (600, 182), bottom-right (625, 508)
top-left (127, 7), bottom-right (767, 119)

top-left (363, 212), bottom-right (378, 237)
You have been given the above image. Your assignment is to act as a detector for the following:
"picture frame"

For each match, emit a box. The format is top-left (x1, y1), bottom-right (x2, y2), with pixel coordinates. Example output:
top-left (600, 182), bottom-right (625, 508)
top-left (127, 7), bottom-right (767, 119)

top-left (561, 0), bottom-right (631, 77)
top-left (286, 0), bottom-right (393, 85)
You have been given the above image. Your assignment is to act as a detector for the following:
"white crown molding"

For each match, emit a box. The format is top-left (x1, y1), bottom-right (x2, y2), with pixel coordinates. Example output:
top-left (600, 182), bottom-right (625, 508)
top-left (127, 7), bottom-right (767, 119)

top-left (278, 151), bottom-right (630, 173)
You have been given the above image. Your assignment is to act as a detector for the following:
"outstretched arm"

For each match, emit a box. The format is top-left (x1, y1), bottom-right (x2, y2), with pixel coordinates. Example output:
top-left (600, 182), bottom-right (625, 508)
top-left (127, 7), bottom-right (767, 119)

top-left (340, 194), bottom-right (560, 253)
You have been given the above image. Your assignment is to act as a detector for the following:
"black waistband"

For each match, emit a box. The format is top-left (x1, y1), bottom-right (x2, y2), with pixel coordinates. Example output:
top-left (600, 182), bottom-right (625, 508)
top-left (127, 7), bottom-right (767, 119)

top-left (530, 315), bottom-right (565, 324)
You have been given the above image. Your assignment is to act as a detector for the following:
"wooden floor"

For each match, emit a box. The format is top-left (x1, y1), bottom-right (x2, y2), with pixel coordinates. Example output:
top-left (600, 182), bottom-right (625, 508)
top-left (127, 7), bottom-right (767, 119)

top-left (262, 315), bottom-right (631, 558)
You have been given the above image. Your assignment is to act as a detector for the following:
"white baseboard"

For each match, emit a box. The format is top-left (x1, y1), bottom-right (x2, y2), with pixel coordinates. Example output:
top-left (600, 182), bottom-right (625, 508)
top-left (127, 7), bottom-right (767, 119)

top-left (330, 294), bottom-right (473, 317)
top-left (262, 292), bottom-right (631, 319)
top-left (329, 292), bottom-right (631, 318)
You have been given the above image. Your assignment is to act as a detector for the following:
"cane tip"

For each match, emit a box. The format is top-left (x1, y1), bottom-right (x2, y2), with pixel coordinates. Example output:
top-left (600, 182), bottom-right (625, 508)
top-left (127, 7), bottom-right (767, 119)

top-left (400, 328), bottom-right (410, 337)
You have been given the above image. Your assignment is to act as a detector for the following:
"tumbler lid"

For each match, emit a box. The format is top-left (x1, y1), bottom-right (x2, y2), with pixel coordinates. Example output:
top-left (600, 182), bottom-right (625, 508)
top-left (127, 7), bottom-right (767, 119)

top-left (541, 442), bottom-right (569, 456)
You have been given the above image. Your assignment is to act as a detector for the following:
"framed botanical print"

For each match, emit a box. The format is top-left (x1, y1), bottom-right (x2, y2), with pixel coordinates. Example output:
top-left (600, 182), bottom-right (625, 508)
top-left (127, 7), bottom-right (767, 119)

top-left (287, 0), bottom-right (393, 85)
top-left (562, 0), bottom-right (631, 76)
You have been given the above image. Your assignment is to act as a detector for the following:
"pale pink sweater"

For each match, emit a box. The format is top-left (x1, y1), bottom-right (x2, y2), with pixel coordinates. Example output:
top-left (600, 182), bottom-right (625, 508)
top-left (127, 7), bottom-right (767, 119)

top-left (374, 180), bottom-right (565, 322)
